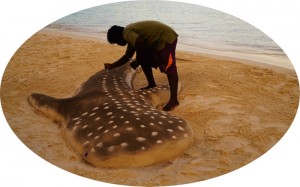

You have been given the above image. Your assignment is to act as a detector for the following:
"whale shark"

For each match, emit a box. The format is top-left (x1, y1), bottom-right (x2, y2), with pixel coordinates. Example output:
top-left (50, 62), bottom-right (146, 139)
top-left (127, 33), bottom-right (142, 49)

top-left (28, 63), bottom-right (194, 168)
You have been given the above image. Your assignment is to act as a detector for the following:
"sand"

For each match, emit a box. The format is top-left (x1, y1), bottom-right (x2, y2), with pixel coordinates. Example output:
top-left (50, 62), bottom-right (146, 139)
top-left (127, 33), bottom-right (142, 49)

top-left (1, 28), bottom-right (299, 186)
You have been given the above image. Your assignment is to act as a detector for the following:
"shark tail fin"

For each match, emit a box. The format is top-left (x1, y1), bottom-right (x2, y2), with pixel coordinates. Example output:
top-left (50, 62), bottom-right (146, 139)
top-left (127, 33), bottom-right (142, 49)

top-left (28, 93), bottom-right (64, 123)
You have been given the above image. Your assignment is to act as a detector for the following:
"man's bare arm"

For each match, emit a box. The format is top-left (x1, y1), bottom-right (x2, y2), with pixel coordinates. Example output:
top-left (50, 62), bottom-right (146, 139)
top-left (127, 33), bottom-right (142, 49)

top-left (104, 45), bottom-right (135, 70)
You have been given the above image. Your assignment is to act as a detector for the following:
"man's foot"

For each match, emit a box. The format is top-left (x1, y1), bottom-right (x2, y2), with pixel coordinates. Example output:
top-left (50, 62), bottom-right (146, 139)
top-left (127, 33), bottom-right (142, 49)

top-left (162, 100), bottom-right (179, 111)
top-left (140, 85), bottom-right (156, 90)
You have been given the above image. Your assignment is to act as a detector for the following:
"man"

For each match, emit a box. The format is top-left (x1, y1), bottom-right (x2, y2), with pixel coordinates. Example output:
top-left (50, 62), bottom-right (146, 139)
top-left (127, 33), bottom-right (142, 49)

top-left (105, 20), bottom-right (179, 111)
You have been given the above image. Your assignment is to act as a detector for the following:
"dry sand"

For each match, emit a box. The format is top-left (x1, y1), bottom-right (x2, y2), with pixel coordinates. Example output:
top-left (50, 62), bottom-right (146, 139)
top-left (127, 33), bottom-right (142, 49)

top-left (1, 29), bottom-right (299, 186)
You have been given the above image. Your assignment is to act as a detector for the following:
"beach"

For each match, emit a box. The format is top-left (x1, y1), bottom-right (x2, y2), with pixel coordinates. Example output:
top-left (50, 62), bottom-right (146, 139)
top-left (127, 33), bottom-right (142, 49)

top-left (1, 29), bottom-right (299, 186)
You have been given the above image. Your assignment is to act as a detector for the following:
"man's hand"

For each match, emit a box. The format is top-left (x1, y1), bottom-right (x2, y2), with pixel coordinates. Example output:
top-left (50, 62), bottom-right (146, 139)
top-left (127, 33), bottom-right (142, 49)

top-left (104, 63), bottom-right (113, 70)
top-left (129, 60), bottom-right (140, 70)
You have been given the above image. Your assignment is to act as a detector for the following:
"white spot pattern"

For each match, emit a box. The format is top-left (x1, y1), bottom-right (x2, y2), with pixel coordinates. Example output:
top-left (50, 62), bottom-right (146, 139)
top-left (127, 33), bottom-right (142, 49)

top-left (64, 75), bottom-right (191, 159)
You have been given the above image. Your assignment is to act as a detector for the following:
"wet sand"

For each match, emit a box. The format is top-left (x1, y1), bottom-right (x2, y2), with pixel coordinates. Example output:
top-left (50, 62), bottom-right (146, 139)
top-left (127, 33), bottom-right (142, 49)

top-left (1, 29), bottom-right (299, 186)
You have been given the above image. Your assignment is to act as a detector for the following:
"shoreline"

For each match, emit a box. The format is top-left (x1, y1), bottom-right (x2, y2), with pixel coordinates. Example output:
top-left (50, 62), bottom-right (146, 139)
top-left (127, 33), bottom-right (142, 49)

top-left (40, 28), bottom-right (293, 71)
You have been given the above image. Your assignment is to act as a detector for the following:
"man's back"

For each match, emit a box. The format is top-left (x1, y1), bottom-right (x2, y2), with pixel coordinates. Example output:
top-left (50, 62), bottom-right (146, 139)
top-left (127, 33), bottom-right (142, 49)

top-left (123, 20), bottom-right (178, 50)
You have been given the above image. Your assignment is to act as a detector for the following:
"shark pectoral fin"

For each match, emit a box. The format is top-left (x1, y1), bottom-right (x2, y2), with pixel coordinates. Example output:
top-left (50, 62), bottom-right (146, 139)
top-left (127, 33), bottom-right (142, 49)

top-left (28, 93), bottom-right (64, 123)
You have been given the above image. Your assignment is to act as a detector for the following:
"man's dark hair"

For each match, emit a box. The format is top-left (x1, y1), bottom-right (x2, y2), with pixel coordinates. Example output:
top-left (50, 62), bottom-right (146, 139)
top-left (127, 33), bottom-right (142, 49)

top-left (107, 25), bottom-right (124, 44)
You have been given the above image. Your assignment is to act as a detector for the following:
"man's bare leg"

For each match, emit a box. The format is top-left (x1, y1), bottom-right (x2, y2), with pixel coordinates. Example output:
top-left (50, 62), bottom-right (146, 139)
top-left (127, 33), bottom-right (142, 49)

top-left (140, 64), bottom-right (156, 90)
top-left (163, 73), bottom-right (179, 111)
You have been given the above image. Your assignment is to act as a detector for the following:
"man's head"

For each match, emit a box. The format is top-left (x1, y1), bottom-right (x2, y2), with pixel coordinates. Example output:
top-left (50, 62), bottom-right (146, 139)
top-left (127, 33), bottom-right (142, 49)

top-left (107, 25), bottom-right (127, 46)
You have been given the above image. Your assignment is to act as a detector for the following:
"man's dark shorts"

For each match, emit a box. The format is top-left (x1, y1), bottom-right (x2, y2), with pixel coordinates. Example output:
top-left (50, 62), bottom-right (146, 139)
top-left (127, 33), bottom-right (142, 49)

top-left (140, 38), bottom-right (178, 74)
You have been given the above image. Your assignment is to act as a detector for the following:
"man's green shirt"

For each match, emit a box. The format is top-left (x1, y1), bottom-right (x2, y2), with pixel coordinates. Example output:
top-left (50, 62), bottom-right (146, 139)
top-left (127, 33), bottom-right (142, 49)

top-left (123, 21), bottom-right (178, 52)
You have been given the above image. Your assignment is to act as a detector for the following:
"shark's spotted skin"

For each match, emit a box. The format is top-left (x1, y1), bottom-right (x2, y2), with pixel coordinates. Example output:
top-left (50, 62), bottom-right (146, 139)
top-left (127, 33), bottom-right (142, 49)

top-left (28, 63), bottom-right (194, 168)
